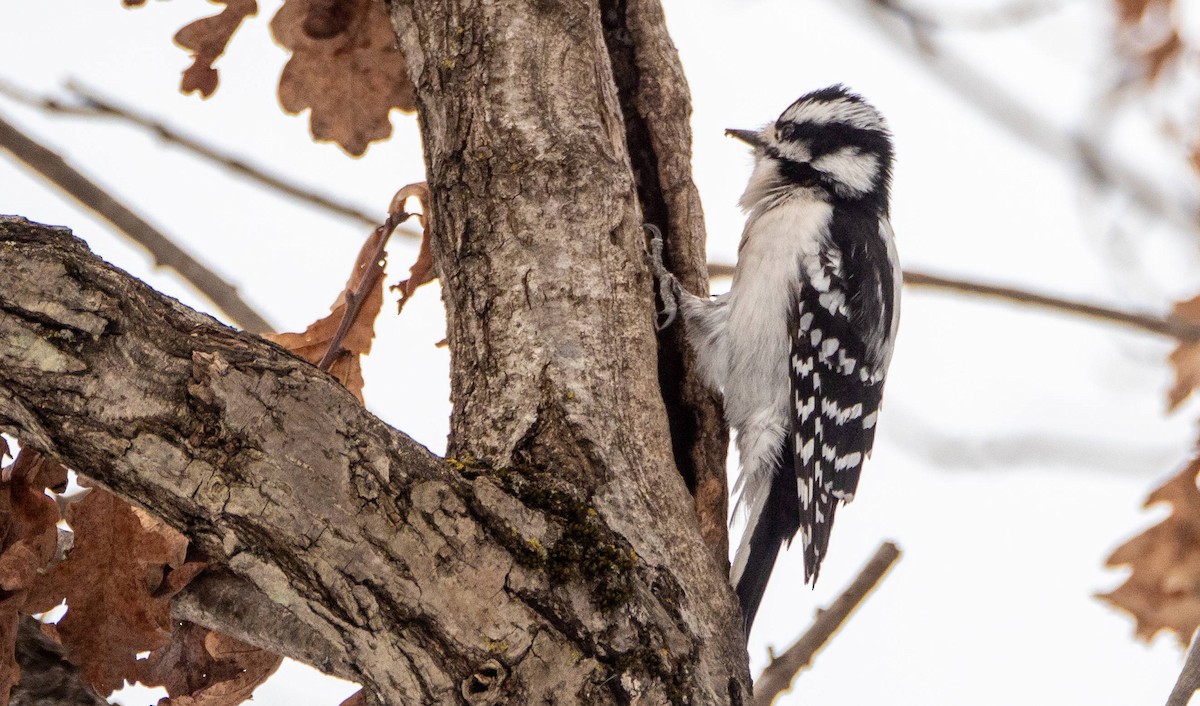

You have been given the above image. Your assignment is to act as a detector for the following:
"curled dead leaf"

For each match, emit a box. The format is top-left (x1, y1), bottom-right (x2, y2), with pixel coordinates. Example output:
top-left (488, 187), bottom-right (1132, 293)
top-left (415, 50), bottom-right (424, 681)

top-left (388, 182), bottom-right (436, 313)
top-left (271, 0), bottom-right (415, 155)
top-left (173, 0), bottom-right (259, 98)
top-left (1099, 456), bottom-right (1200, 643)
top-left (265, 226), bottom-right (388, 402)
top-left (267, 182), bottom-right (431, 400)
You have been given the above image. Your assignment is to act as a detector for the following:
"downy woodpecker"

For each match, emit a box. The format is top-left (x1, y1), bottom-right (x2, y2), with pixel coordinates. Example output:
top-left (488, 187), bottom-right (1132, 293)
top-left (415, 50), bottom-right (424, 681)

top-left (650, 85), bottom-right (900, 637)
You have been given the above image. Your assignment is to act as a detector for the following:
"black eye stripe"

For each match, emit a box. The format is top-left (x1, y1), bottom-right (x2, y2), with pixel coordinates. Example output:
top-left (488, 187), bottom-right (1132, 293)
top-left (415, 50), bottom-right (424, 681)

top-left (777, 120), bottom-right (890, 159)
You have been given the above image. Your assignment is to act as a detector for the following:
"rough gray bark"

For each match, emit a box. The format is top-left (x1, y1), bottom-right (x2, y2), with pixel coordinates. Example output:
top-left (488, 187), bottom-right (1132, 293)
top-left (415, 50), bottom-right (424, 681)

top-left (0, 216), bottom-right (748, 702)
top-left (386, 0), bottom-right (730, 566)
top-left (597, 0), bottom-right (730, 563)
top-left (389, 0), bottom-right (747, 701)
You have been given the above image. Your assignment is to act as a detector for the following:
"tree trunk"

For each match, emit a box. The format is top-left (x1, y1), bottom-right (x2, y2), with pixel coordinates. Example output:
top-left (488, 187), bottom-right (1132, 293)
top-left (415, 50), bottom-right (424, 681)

top-left (0, 0), bottom-right (747, 702)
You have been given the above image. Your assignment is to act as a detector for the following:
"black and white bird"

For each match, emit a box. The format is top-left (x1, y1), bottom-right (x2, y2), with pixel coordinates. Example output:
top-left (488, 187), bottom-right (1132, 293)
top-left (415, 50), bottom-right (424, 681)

top-left (650, 85), bottom-right (900, 637)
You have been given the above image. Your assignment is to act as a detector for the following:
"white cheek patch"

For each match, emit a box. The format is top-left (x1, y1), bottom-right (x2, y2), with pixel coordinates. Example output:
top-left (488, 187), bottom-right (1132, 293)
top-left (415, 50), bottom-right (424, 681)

top-left (812, 147), bottom-right (879, 195)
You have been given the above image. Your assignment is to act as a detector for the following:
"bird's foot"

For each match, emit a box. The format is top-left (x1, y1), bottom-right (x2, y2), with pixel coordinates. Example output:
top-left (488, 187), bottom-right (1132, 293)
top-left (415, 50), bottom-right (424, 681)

top-left (643, 224), bottom-right (680, 331)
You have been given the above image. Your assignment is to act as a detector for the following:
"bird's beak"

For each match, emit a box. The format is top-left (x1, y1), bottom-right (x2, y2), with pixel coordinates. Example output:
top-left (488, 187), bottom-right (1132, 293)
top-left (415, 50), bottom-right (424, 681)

top-left (726, 128), bottom-right (764, 148)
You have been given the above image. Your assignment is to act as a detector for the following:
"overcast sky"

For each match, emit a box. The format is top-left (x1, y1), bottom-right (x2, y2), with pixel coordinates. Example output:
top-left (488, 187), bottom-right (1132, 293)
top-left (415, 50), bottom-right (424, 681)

top-left (3, 1), bottom-right (1200, 704)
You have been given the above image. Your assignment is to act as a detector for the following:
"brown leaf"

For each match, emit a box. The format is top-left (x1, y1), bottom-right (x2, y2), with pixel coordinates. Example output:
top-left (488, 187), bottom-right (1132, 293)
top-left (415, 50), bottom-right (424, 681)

top-left (0, 449), bottom-right (64, 703)
top-left (24, 482), bottom-right (198, 696)
top-left (1099, 456), bottom-right (1200, 643)
top-left (271, 0), bottom-right (415, 155)
top-left (1115, 0), bottom-right (1157, 24)
top-left (173, 0), bottom-right (259, 98)
top-left (140, 622), bottom-right (282, 706)
top-left (388, 182), bottom-right (436, 313)
top-left (265, 227), bottom-right (388, 403)
top-left (1112, 0), bottom-right (1182, 83)
top-left (340, 690), bottom-right (366, 706)
top-left (1167, 295), bottom-right (1200, 409)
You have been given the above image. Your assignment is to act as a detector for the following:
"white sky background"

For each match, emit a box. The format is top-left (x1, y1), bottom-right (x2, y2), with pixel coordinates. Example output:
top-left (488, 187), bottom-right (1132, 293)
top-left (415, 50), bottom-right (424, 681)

top-left (1, 0), bottom-right (1199, 703)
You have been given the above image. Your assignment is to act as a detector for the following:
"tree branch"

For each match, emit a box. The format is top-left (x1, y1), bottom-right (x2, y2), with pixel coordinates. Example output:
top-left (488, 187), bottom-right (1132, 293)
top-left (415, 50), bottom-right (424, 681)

top-left (752, 541), bottom-right (902, 706)
top-left (904, 270), bottom-right (1200, 339)
top-left (1166, 628), bottom-right (1200, 706)
top-left (0, 112), bottom-right (273, 335)
top-left (171, 570), bottom-right (352, 682)
top-left (852, 0), bottom-right (1200, 237)
top-left (0, 79), bottom-right (422, 242)
top-left (0, 216), bottom-right (744, 704)
top-left (709, 263), bottom-right (1200, 340)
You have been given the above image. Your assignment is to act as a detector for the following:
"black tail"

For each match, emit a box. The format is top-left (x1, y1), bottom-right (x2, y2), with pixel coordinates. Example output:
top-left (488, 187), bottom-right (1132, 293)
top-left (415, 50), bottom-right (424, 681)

top-left (734, 438), bottom-right (799, 640)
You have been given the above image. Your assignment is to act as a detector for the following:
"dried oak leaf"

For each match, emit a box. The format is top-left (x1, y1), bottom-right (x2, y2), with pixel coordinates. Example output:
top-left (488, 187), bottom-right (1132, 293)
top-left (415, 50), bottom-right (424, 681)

top-left (265, 226), bottom-right (387, 403)
top-left (24, 482), bottom-right (205, 696)
top-left (173, 0), bottom-right (259, 98)
top-left (388, 182), bottom-right (435, 314)
top-left (1167, 294), bottom-right (1200, 409)
top-left (271, 0), bottom-right (415, 155)
top-left (1112, 0), bottom-right (1182, 83)
top-left (1099, 457), bottom-right (1200, 643)
top-left (140, 622), bottom-right (282, 706)
top-left (0, 450), bottom-right (65, 703)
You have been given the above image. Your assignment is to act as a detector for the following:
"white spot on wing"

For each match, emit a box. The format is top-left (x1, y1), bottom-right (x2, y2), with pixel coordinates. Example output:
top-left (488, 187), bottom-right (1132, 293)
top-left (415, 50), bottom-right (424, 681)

top-left (834, 452), bottom-right (862, 470)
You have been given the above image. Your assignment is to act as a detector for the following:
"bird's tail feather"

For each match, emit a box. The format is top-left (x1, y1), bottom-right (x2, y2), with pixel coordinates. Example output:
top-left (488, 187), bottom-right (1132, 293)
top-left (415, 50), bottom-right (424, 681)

top-left (732, 436), bottom-right (799, 639)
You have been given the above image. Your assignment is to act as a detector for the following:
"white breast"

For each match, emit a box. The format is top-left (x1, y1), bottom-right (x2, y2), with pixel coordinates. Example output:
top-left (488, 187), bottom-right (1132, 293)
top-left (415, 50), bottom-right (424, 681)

top-left (723, 193), bottom-right (833, 432)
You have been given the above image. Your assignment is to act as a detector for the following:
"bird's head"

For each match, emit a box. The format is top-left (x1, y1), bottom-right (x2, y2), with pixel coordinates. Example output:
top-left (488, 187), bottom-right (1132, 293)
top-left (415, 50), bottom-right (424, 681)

top-left (729, 85), bottom-right (893, 213)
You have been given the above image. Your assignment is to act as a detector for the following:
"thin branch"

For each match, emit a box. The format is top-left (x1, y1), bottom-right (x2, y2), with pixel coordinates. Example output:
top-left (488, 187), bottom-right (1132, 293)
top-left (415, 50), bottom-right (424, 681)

top-left (708, 263), bottom-right (1200, 340)
top-left (1166, 629), bottom-right (1200, 706)
top-left (753, 541), bottom-right (902, 706)
top-left (899, 0), bottom-right (1072, 30)
top-left (172, 570), bottom-right (354, 682)
top-left (65, 81), bottom-right (385, 232)
top-left (851, 0), bottom-right (1200, 238)
top-left (0, 110), bottom-right (273, 334)
top-left (0, 79), bottom-right (420, 240)
top-left (903, 269), bottom-right (1200, 340)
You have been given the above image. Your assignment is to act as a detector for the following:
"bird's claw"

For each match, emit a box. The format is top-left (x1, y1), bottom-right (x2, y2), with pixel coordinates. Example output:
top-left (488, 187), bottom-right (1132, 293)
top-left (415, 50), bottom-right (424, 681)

top-left (643, 224), bottom-right (680, 331)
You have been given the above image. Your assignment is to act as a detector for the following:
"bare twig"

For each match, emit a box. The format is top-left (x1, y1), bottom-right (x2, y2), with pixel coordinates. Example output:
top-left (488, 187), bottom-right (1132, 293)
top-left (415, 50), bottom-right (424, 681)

top-left (0, 110), bottom-right (273, 334)
top-left (903, 270), bottom-right (1200, 340)
top-left (753, 541), bottom-right (902, 706)
top-left (887, 0), bottom-right (1071, 30)
top-left (851, 0), bottom-right (1200, 237)
top-left (0, 79), bottom-right (421, 240)
top-left (65, 81), bottom-right (385, 232)
top-left (1166, 629), bottom-right (1200, 706)
top-left (707, 263), bottom-right (1200, 340)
